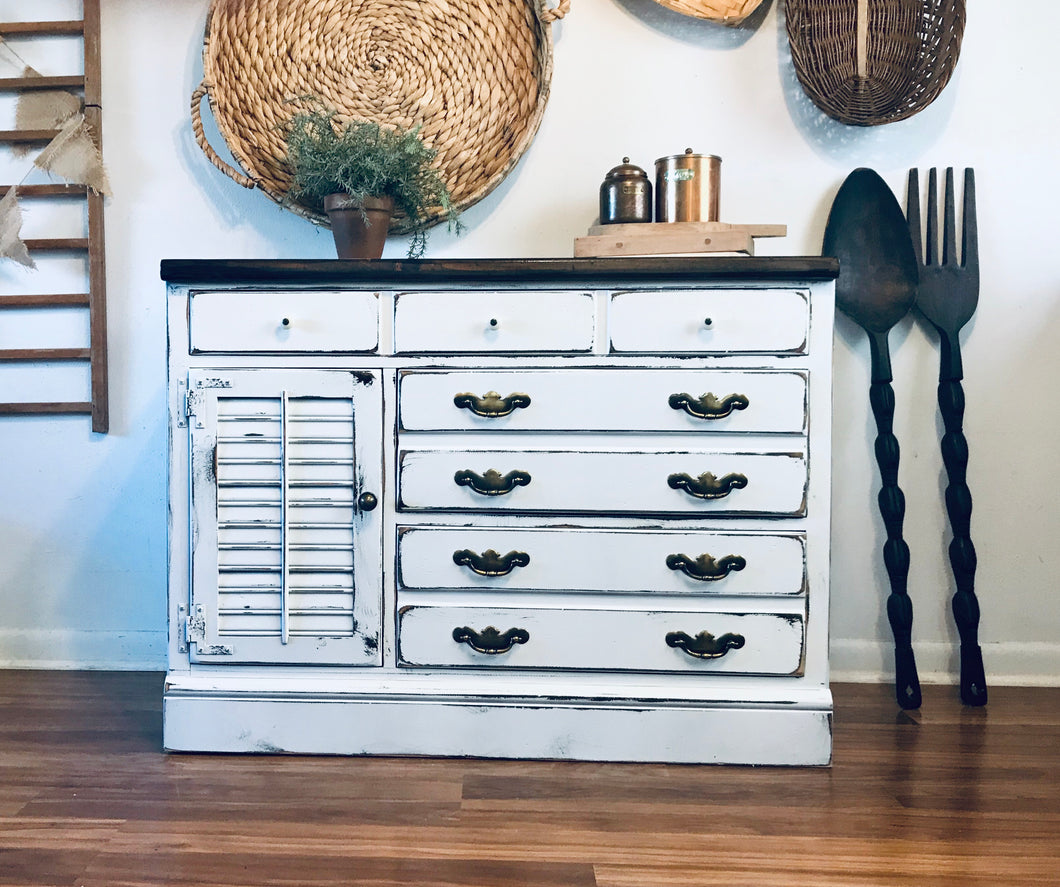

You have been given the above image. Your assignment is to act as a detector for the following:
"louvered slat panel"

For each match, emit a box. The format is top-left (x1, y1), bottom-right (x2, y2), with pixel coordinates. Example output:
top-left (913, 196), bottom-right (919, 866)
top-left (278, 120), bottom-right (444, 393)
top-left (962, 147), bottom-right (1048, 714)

top-left (214, 394), bottom-right (358, 640)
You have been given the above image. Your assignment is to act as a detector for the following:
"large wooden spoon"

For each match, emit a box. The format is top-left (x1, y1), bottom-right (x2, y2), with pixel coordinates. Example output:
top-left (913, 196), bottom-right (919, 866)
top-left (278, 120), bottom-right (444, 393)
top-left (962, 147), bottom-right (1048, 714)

top-left (824, 168), bottom-right (922, 709)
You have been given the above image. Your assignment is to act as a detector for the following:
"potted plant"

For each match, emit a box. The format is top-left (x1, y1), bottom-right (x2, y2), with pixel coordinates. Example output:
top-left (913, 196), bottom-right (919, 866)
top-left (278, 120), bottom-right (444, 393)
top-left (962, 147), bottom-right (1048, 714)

top-left (284, 106), bottom-right (460, 259)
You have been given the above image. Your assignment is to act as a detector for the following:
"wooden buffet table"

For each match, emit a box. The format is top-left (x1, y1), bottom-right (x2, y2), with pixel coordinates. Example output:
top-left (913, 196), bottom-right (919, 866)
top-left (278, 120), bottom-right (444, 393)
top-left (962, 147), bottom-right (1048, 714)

top-left (162, 257), bottom-right (837, 765)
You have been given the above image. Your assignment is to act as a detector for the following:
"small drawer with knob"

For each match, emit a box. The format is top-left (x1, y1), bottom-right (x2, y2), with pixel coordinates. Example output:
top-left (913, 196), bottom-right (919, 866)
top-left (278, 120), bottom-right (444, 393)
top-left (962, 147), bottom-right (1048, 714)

top-left (398, 369), bottom-right (807, 433)
top-left (393, 290), bottom-right (595, 353)
top-left (188, 290), bottom-right (379, 353)
top-left (397, 527), bottom-right (806, 596)
top-left (398, 448), bottom-right (808, 516)
top-left (396, 604), bottom-right (806, 674)
top-left (609, 289), bottom-right (809, 354)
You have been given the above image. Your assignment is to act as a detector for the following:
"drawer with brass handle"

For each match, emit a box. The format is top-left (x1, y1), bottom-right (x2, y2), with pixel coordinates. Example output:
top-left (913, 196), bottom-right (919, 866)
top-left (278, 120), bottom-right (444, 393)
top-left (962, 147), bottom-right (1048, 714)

top-left (398, 449), bottom-right (807, 515)
top-left (398, 527), bottom-right (806, 596)
top-left (397, 605), bottom-right (805, 674)
top-left (398, 369), bottom-right (807, 433)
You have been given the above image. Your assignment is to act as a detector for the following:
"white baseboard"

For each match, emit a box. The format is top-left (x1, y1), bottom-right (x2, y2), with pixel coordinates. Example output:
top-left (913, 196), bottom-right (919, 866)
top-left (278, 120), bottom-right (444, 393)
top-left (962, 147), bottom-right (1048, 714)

top-left (831, 639), bottom-right (1060, 686)
top-left (1, 631), bottom-right (1057, 686)
top-left (0, 629), bottom-right (167, 670)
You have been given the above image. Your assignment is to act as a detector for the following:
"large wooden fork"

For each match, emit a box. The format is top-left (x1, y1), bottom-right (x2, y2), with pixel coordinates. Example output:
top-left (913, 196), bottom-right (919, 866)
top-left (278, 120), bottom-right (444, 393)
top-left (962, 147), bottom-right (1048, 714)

top-left (907, 167), bottom-right (986, 706)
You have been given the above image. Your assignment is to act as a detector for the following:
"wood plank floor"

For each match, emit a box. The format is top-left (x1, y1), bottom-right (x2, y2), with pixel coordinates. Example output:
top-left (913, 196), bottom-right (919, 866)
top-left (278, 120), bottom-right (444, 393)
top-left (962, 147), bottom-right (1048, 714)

top-left (0, 672), bottom-right (1057, 886)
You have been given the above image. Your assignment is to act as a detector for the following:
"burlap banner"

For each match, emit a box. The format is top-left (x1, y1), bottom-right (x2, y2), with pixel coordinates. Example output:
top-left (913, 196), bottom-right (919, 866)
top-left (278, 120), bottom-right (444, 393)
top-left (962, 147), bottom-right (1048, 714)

top-left (1, 65), bottom-right (111, 266)
top-left (0, 188), bottom-right (35, 269)
top-left (34, 112), bottom-right (112, 197)
top-left (16, 66), bottom-right (83, 145)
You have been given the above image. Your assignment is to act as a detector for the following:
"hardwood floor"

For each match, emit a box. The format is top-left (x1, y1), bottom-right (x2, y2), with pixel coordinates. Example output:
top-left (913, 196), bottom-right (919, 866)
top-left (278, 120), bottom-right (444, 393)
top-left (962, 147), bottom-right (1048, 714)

top-left (0, 672), bottom-right (1057, 886)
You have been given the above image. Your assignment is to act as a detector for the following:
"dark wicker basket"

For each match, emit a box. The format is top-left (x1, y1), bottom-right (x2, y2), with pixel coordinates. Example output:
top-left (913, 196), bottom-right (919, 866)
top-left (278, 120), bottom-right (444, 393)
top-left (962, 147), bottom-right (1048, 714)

top-left (786, 0), bottom-right (966, 126)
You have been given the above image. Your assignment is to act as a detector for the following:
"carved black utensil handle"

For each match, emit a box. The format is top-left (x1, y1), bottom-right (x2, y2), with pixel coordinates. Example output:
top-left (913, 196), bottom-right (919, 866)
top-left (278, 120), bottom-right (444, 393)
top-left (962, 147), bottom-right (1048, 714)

top-left (938, 371), bottom-right (987, 706)
top-left (868, 331), bottom-right (922, 709)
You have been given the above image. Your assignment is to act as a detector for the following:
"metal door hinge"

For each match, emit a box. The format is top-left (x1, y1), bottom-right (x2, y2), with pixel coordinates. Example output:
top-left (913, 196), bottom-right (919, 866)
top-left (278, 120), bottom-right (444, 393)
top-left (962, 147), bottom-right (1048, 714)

top-left (178, 603), bottom-right (234, 656)
top-left (178, 603), bottom-right (206, 652)
top-left (182, 376), bottom-right (230, 428)
top-left (182, 389), bottom-right (201, 428)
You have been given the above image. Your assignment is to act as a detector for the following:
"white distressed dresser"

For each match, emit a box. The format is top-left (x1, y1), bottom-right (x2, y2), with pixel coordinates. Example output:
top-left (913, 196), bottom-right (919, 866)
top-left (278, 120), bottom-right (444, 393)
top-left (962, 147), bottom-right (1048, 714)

top-left (162, 257), bottom-right (838, 765)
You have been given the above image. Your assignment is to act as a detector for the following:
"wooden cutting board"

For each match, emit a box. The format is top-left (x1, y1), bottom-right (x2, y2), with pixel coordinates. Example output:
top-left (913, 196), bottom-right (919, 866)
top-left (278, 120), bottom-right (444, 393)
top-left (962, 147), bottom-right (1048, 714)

top-left (574, 221), bottom-right (786, 258)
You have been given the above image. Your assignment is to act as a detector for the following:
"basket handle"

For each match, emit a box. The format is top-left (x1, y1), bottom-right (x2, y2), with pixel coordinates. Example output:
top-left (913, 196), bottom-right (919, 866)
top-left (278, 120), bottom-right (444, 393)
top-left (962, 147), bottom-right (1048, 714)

top-left (538, 0), bottom-right (571, 23)
top-left (191, 81), bottom-right (257, 189)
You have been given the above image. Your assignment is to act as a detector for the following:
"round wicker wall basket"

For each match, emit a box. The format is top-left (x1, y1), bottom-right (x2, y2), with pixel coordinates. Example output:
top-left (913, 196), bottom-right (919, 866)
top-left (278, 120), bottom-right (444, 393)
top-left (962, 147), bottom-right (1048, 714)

top-left (191, 0), bottom-right (571, 233)
top-left (786, 0), bottom-right (966, 127)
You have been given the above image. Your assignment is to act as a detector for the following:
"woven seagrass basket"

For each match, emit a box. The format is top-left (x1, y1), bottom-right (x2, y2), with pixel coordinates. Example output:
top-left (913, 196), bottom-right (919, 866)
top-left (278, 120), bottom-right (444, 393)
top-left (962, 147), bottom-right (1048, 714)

top-left (192, 0), bottom-right (570, 233)
top-left (786, 0), bottom-right (965, 126)
top-left (651, 0), bottom-right (765, 25)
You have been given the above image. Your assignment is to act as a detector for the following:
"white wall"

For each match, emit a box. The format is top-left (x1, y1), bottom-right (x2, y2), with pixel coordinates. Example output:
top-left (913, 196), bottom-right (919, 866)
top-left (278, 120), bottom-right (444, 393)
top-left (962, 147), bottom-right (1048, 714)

top-left (0, 0), bottom-right (1057, 683)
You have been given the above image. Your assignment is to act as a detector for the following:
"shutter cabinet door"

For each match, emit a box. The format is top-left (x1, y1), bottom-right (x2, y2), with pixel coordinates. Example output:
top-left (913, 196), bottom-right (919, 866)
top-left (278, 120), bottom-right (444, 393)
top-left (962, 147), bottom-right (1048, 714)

top-left (188, 369), bottom-right (383, 665)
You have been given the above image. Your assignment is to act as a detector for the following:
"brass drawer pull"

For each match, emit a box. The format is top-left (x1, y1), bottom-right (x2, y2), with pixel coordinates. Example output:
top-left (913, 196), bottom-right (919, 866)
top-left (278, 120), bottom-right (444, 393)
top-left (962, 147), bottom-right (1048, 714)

top-left (668, 392), bottom-right (750, 420)
top-left (667, 471), bottom-right (748, 500)
top-left (453, 548), bottom-right (530, 577)
top-left (666, 630), bottom-right (745, 660)
top-left (666, 553), bottom-right (746, 582)
top-left (454, 468), bottom-right (532, 496)
top-left (453, 390), bottom-right (531, 417)
top-left (452, 625), bottom-right (530, 654)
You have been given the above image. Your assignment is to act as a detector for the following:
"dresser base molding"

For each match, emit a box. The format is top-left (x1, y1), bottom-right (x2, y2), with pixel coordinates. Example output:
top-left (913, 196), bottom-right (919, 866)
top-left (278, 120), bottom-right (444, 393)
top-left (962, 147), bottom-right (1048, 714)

top-left (163, 684), bottom-right (833, 765)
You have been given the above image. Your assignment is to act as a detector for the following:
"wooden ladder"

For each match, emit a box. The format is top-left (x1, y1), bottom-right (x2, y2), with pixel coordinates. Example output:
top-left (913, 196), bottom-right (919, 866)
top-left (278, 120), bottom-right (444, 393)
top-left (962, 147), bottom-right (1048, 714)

top-left (0, 0), bottom-right (108, 433)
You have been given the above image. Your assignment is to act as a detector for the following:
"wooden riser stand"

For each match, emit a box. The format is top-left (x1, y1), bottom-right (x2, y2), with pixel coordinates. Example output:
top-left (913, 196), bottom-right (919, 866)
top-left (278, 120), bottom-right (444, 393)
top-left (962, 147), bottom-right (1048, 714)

top-left (0, 1), bottom-right (108, 433)
top-left (574, 221), bottom-right (786, 258)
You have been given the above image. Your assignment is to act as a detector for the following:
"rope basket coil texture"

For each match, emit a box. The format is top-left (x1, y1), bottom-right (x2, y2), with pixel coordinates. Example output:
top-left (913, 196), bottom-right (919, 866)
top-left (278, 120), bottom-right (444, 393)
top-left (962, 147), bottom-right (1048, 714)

top-left (651, 0), bottom-right (765, 25)
top-left (192, 0), bottom-right (570, 232)
top-left (786, 0), bottom-right (965, 126)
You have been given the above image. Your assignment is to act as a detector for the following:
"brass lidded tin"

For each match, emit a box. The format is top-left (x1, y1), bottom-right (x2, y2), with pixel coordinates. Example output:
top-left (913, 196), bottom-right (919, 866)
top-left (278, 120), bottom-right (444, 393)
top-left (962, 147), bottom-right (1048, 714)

top-left (655, 149), bottom-right (721, 223)
top-left (599, 157), bottom-right (653, 224)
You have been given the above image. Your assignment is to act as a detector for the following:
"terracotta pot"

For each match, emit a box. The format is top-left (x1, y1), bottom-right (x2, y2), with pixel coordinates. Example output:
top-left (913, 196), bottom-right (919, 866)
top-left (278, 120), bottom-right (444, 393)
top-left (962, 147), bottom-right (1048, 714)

top-left (323, 193), bottom-right (395, 259)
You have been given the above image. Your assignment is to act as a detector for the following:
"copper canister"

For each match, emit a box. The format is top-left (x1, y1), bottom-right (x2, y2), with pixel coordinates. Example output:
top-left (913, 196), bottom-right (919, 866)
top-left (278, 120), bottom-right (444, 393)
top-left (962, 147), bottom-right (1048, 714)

top-left (654, 149), bottom-right (721, 222)
top-left (599, 157), bottom-right (653, 224)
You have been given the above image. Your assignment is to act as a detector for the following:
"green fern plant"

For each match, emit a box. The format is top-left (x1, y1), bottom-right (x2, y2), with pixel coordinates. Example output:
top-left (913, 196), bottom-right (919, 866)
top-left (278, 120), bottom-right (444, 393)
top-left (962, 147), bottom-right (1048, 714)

top-left (285, 106), bottom-right (459, 259)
